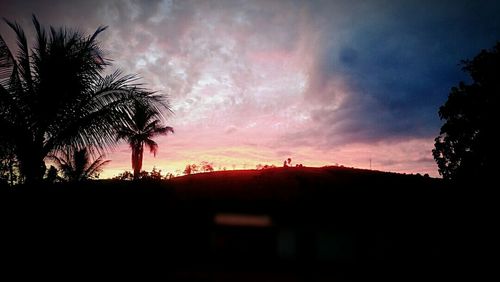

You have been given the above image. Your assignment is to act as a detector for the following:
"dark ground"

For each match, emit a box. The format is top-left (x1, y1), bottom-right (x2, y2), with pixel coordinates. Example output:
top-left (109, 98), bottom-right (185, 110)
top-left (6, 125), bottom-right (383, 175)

top-left (1, 167), bottom-right (493, 280)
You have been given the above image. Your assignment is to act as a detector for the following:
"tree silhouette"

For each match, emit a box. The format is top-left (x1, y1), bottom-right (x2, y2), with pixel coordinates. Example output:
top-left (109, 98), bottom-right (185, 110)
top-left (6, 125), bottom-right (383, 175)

top-left (201, 161), bottom-right (214, 172)
top-left (0, 16), bottom-right (168, 183)
top-left (51, 147), bottom-right (110, 182)
top-left (0, 138), bottom-right (19, 185)
top-left (433, 42), bottom-right (499, 181)
top-left (117, 102), bottom-right (174, 180)
top-left (183, 164), bottom-right (192, 175)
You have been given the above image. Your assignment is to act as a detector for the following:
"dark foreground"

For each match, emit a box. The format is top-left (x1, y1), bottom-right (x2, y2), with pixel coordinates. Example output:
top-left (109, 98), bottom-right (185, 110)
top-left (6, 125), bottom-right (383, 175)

top-left (1, 167), bottom-right (492, 280)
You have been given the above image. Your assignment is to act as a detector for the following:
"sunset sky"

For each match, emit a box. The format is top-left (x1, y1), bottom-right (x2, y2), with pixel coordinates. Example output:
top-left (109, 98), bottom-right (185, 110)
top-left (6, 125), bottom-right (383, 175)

top-left (2, 0), bottom-right (500, 178)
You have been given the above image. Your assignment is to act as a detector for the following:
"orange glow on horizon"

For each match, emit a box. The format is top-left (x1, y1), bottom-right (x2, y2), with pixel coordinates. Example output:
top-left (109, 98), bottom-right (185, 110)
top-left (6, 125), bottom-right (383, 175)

top-left (100, 138), bottom-right (439, 179)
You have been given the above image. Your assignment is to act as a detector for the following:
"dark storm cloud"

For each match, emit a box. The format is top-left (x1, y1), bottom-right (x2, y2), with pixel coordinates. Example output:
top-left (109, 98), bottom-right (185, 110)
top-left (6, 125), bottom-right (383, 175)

top-left (302, 0), bottom-right (500, 145)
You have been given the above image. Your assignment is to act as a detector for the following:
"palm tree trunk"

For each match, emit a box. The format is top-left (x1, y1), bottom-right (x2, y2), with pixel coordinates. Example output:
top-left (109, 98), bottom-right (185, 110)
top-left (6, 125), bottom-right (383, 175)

top-left (132, 144), bottom-right (144, 180)
top-left (132, 147), bottom-right (138, 180)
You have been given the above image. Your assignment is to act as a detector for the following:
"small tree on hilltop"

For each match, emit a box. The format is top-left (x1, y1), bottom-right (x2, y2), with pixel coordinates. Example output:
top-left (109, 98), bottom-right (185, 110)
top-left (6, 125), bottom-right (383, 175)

top-left (201, 161), bottom-right (214, 172)
top-left (183, 164), bottom-right (192, 175)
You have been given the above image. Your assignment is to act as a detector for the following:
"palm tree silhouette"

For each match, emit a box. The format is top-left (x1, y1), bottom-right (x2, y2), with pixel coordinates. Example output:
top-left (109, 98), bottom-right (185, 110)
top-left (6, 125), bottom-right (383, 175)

top-left (51, 147), bottom-right (110, 182)
top-left (0, 16), bottom-right (169, 183)
top-left (117, 102), bottom-right (174, 180)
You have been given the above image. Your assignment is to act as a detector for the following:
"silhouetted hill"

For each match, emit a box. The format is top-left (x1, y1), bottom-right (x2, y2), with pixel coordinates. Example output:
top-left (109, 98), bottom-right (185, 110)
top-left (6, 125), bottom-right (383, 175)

top-left (2, 167), bottom-right (482, 281)
top-left (168, 166), bottom-right (446, 219)
top-left (170, 166), bottom-right (442, 202)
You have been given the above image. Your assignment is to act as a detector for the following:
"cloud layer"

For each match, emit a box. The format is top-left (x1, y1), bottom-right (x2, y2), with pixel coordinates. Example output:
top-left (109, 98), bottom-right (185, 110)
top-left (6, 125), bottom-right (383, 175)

top-left (2, 0), bottom-right (500, 177)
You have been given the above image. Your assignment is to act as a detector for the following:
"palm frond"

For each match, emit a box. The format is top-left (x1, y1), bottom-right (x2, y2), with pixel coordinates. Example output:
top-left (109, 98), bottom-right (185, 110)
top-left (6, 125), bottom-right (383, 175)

top-left (3, 18), bottom-right (33, 94)
top-left (0, 35), bottom-right (29, 144)
top-left (89, 25), bottom-right (107, 42)
top-left (143, 119), bottom-right (161, 134)
top-left (45, 86), bottom-right (162, 155)
top-left (50, 147), bottom-right (109, 181)
top-left (0, 35), bottom-right (16, 82)
top-left (153, 125), bottom-right (174, 136)
top-left (144, 138), bottom-right (158, 156)
top-left (31, 15), bottom-right (47, 81)
top-left (116, 128), bottom-right (135, 142)
top-left (84, 155), bottom-right (110, 179)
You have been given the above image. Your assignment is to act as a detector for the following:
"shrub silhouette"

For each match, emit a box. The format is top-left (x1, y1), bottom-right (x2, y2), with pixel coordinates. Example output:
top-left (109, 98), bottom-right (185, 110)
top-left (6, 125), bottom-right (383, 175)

top-left (113, 170), bottom-right (134, 181)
